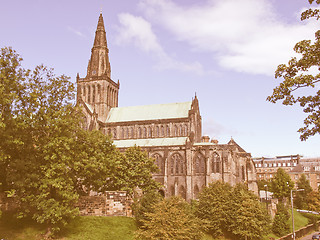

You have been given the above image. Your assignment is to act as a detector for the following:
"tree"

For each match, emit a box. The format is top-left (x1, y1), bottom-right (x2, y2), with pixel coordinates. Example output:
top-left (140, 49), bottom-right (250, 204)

top-left (307, 191), bottom-right (320, 212)
top-left (107, 146), bottom-right (161, 196)
top-left (257, 179), bottom-right (270, 191)
top-left (132, 190), bottom-right (163, 227)
top-left (135, 196), bottom-right (202, 240)
top-left (272, 202), bottom-right (290, 236)
top-left (294, 174), bottom-right (312, 209)
top-left (195, 181), bottom-right (233, 238)
top-left (270, 168), bottom-right (294, 200)
top-left (228, 184), bottom-right (271, 240)
top-left (267, 0), bottom-right (320, 141)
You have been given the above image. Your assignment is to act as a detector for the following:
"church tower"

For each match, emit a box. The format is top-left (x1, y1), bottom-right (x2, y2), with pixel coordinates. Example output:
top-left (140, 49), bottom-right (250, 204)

top-left (77, 13), bottom-right (119, 123)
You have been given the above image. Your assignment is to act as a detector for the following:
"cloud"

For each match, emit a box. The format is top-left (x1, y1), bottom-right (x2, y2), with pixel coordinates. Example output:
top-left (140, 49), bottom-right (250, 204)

top-left (138, 0), bottom-right (319, 76)
top-left (203, 118), bottom-right (239, 139)
top-left (67, 26), bottom-right (85, 37)
top-left (115, 13), bottom-right (204, 74)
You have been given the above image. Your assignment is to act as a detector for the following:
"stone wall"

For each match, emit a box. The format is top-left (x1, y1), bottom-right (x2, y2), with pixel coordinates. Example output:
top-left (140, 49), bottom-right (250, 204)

top-left (77, 191), bottom-right (132, 217)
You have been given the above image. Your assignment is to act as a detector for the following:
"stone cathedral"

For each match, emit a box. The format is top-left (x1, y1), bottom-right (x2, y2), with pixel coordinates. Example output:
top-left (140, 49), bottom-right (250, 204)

top-left (76, 13), bottom-right (258, 201)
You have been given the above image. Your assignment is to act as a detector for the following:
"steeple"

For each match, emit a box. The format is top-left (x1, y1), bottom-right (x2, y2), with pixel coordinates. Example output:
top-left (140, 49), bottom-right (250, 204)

top-left (86, 13), bottom-right (111, 78)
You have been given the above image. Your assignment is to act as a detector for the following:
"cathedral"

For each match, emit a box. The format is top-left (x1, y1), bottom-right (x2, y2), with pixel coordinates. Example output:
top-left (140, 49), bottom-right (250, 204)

top-left (76, 13), bottom-right (258, 201)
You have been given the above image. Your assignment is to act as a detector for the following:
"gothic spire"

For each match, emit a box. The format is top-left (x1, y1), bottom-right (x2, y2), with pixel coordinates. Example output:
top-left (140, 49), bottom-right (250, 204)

top-left (86, 13), bottom-right (111, 78)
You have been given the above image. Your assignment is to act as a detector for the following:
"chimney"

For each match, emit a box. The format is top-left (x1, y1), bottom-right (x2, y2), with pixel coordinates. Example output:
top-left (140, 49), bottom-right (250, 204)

top-left (202, 136), bottom-right (210, 143)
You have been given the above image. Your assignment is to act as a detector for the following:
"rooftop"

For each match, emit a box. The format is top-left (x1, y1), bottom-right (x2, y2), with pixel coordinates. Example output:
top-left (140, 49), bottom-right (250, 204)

top-left (106, 102), bottom-right (192, 123)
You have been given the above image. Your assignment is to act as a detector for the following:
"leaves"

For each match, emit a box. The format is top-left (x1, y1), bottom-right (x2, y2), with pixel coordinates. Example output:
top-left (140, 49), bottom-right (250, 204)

top-left (267, 1), bottom-right (320, 141)
top-left (270, 168), bottom-right (294, 200)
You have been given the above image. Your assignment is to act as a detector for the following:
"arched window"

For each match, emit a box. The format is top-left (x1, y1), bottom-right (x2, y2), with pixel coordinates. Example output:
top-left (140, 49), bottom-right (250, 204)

top-left (92, 85), bottom-right (96, 103)
top-left (180, 125), bottom-right (184, 136)
top-left (153, 154), bottom-right (164, 175)
top-left (130, 127), bottom-right (134, 139)
top-left (98, 84), bottom-right (101, 102)
top-left (143, 127), bottom-right (147, 138)
top-left (195, 154), bottom-right (205, 174)
top-left (161, 125), bottom-right (165, 137)
top-left (87, 85), bottom-right (91, 103)
top-left (124, 127), bottom-right (128, 139)
top-left (121, 128), bottom-right (124, 139)
top-left (113, 128), bottom-right (117, 139)
top-left (156, 126), bottom-right (160, 137)
top-left (242, 166), bottom-right (246, 181)
top-left (184, 124), bottom-right (188, 136)
top-left (138, 127), bottom-right (142, 138)
top-left (148, 127), bottom-right (152, 138)
top-left (166, 125), bottom-right (170, 137)
top-left (170, 153), bottom-right (184, 175)
top-left (174, 125), bottom-right (178, 137)
top-left (212, 153), bottom-right (221, 173)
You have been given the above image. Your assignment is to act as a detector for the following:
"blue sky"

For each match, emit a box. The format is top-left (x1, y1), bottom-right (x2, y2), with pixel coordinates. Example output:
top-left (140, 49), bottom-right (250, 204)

top-left (1, 0), bottom-right (319, 158)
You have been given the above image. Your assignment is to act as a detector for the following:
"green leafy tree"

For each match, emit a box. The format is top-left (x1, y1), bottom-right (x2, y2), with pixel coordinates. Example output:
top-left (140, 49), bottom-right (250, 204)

top-left (108, 146), bottom-right (161, 196)
top-left (267, 0), bottom-right (320, 141)
top-left (294, 174), bottom-right (313, 209)
top-left (0, 47), bottom-right (117, 235)
top-left (307, 191), bottom-right (320, 212)
top-left (133, 190), bottom-right (163, 227)
top-left (272, 202), bottom-right (290, 236)
top-left (257, 179), bottom-right (270, 191)
top-left (270, 168), bottom-right (294, 200)
top-left (228, 184), bottom-right (271, 240)
top-left (195, 181), bottom-right (233, 238)
top-left (135, 196), bottom-right (202, 240)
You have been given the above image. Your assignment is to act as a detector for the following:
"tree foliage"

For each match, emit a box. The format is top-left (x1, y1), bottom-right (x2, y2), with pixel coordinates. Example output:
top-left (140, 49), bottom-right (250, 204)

top-left (135, 196), bottom-right (202, 240)
top-left (272, 202), bottom-right (290, 236)
top-left (294, 174), bottom-right (313, 209)
top-left (267, 0), bottom-right (320, 140)
top-left (196, 182), bottom-right (270, 240)
top-left (307, 191), bottom-right (320, 212)
top-left (270, 168), bottom-right (294, 200)
top-left (132, 190), bottom-right (163, 228)
top-left (0, 47), bottom-right (159, 234)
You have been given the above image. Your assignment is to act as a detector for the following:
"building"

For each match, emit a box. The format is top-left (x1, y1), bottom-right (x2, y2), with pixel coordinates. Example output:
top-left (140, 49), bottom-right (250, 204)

top-left (290, 157), bottom-right (320, 191)
top-left (253, 155), bottom-right (300, 181)
top-left (76, 13), bottom-right (258, 201)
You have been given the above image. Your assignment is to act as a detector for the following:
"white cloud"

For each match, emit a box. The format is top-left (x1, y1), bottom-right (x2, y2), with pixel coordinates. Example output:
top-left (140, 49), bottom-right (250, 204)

top-left (67, 26), bottom-right (85, 37)
top-left (115, 13), bottom-right (204, 74)
top-left (138, 0), bottom-right (319, 76)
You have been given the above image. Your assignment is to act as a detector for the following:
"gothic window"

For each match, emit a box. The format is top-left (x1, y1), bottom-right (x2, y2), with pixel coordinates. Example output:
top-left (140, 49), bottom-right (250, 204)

top-left (153, 153), bottom-right (164, 175)
top-left (184, 124), bottom-right (188, 136)
top-left (143, 127), bottom-right (147, 138)
top-left (174, 125), bottom-right (178, 137)
top-left (170, 153), bottom-right (184, 175)
top-left (87, 85), bottom-right (91, 103)
top-left (195, 154), bottom-right (205, 174)
top-left (170, 158), bottom-right (174, 175)
top-left (113, 128), bottom-right (117, 139)
top-left (148, 127), bottom-right (152, 138)
top-left (166, 125), bottom-right (170, 137)
top-left (212, 153), bottom-right (221, 173)
top-left (156, 126), bottom-right (159, 137)
top-left (121, 127), bottom-right (124, 139)
top-left (83, 86), bottom-right (86, 99)
top-left (138, 127), bottom-right (142, 138)
top-left (194, 185), bottom-right (200, 199)
top-left (107, 128), bottom-right (111, 136)
top-left (180, 125), bottom-right (184, 136)
top-left (170, 185), bottom-right (175, 196)
top-left (92, 85), bottom-right (96, 103)
top-left (98, 84), bottom-right (101, 102)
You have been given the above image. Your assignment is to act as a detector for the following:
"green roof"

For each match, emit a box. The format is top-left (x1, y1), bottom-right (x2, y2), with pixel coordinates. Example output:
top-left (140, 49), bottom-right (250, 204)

top-left (106, 102), bottom-right (192, 123)
top-left (113, 137), bottom-right (188, 148)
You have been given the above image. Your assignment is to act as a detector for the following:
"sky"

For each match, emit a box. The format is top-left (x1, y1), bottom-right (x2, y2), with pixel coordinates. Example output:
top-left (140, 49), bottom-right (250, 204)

top-left (1, 0), bottom-right (319, 158)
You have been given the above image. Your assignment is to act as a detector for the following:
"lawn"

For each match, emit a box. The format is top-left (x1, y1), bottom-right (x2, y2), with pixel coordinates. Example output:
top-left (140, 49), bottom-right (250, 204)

top-left (0, 213), bottom-right (137, 240)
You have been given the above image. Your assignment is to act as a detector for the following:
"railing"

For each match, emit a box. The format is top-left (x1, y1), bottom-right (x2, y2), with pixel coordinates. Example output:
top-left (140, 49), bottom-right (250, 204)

top-left (277, 220), bottom-right (320, 240)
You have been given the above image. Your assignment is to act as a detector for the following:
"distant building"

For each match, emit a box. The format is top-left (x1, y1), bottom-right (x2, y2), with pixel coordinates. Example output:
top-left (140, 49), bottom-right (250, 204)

top-left (290, 157), bottom-right (320, 191)
top-left (253, 155), bottom-right (300, 180)
top-left (76, 13), bottom-right (258, 201)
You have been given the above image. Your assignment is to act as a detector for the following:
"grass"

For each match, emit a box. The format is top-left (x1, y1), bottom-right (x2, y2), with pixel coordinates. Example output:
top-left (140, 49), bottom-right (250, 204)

top-left (0, 213), bottom-right (137, 240)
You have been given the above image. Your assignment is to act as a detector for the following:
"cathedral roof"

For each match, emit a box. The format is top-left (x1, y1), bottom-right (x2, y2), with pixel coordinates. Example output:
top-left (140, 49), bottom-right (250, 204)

top-left (113, 137), bottom-right (188, 148)
top-left (106, 101), bottom-right (192, 123)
